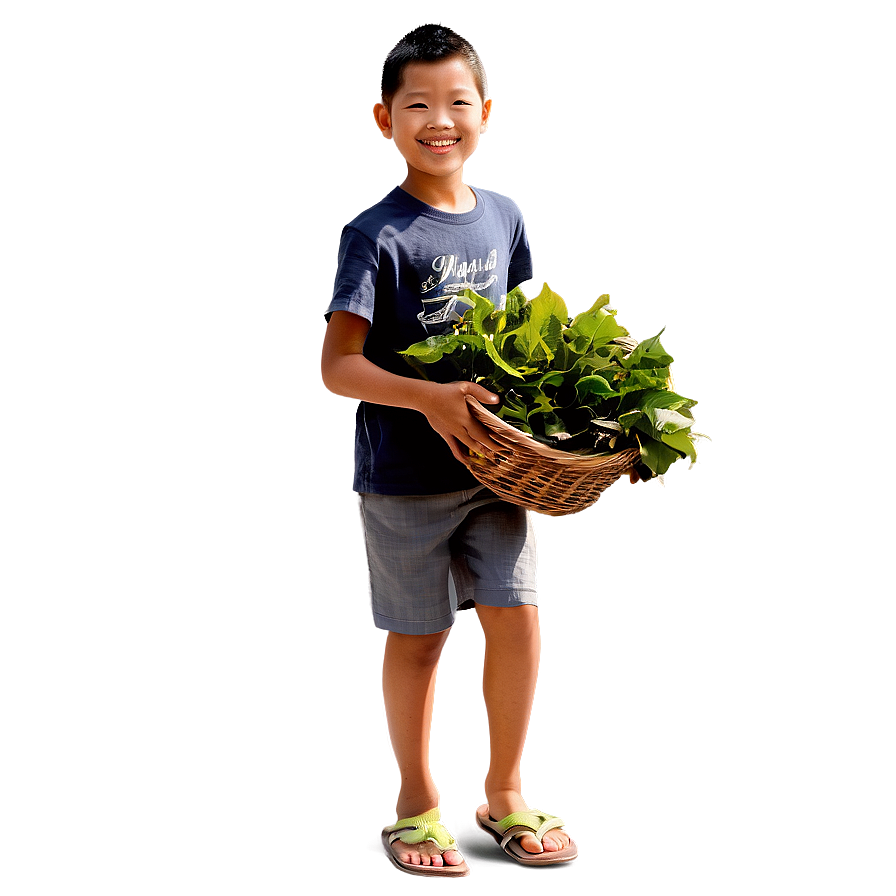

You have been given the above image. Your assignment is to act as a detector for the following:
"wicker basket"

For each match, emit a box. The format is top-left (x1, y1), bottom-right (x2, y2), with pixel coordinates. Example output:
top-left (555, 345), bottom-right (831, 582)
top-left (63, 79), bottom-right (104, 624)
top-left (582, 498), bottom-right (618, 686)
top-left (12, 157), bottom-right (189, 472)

top-left (461, 397), bottom-right (641, 517)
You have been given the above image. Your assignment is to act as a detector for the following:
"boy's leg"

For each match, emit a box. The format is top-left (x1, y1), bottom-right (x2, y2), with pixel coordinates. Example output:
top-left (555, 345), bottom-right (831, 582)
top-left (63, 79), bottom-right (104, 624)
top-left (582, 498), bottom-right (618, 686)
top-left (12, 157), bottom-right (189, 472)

top-left (382, 628), bottom-right (464, 868)
top-left (476, 604), bottom-right (571, 855)
top-left (362, 491), bottom-right (475, 868)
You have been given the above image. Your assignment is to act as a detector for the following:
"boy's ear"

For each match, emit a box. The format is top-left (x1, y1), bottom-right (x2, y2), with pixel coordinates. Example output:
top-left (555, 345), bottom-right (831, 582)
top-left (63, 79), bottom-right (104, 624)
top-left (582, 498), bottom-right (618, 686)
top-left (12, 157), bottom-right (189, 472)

top-left (480, 98), bottom-right (492, 134)
top-left (373, 103), bottom-right (393, 139)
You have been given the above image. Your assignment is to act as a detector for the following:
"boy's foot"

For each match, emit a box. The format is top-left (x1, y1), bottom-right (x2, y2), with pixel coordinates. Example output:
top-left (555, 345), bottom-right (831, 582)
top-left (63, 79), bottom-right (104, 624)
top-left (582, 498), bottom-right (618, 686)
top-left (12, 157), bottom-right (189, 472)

top-left (382, 807), bottom-right (469, 876)
top-left (476, 791), bottom-right (578, 863)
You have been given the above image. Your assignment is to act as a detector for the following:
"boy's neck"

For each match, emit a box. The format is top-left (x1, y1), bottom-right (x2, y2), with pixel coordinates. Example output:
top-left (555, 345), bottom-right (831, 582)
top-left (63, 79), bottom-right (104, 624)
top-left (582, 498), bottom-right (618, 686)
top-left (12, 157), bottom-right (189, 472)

top-left (399, 171), bottom-right (476, 213)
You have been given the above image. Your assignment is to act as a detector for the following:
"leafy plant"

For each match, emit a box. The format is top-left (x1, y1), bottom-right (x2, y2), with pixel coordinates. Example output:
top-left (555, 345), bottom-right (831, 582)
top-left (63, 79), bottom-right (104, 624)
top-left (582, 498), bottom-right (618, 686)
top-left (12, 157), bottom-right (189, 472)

top-left (400, 284), bottom-right (705, 479)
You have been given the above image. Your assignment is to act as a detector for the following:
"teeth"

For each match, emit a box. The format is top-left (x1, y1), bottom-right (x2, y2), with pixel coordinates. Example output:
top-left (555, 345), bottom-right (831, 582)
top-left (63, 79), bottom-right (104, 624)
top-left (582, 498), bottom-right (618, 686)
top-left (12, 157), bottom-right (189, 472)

top-left (422, 139), bottom-right (458, 146)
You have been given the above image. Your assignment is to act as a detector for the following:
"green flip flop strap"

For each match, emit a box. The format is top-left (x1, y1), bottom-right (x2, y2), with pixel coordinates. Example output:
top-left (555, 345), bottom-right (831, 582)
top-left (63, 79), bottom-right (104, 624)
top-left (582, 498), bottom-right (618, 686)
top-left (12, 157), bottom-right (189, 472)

top-left (496, 809), bottom-right (565, 850)
top-left (387, 808), bottom-right (458, 852)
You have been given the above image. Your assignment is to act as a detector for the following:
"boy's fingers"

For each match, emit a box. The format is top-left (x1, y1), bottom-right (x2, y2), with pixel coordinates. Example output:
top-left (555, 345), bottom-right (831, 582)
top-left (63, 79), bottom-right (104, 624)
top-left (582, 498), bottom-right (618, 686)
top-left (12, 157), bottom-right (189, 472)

top-left (464, 382), bottom-right (500, 405)
top-left (466, 422), bottom-right (506, 457)
top-left (444, 425), bottom-right (502, 463)
top-left (449, 434), bottom-right (487, 465)
top-left (445, 437), bottom-right (468, 465)
top-left (455, 417), bottom-right (501, 454)
top-left (451, 434), bottom-right (488, 462)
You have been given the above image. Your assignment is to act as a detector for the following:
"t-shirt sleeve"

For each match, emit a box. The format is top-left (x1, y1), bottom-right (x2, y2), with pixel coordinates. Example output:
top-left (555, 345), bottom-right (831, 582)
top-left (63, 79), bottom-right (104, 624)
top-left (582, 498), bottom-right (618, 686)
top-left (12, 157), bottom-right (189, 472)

top-left (507, 211), bottom-right (533, 291)
top-left (325, 226), bottom-right (378, 323)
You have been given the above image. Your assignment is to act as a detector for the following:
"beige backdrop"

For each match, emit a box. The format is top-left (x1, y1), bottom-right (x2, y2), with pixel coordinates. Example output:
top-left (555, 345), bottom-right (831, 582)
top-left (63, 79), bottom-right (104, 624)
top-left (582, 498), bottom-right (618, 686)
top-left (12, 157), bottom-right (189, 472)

top-left (2, 1), bottom-right (892, 893)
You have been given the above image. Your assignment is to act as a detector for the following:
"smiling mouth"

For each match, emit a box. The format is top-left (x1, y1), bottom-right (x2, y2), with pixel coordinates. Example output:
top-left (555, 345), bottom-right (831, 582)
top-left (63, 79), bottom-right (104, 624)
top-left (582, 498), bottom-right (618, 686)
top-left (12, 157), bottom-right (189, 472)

top-left (418, 138), bottom-right (460, 147)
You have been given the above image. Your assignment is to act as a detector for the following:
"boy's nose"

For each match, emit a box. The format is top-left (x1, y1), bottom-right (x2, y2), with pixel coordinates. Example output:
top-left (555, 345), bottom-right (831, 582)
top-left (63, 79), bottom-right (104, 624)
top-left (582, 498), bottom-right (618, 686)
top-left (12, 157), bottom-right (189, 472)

top-left (428, 108), bottom-right (454, 129)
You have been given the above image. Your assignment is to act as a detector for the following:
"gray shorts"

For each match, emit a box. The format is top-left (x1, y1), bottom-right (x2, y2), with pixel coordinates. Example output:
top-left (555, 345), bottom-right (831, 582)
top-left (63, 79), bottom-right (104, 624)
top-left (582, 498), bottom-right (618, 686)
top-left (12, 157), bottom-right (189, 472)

top-left (359, 485), bottom-right (537, 635)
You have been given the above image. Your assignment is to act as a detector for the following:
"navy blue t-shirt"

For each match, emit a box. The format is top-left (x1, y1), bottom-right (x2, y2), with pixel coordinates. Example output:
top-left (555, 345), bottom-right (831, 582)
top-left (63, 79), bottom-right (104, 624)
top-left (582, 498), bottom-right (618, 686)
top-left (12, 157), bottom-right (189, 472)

top-left (326, 185), bottom-right (533, 495)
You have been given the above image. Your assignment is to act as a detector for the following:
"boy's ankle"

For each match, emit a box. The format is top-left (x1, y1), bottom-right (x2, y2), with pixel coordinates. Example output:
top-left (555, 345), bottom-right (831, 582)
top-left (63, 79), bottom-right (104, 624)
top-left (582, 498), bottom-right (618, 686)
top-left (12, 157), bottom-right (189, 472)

top-left (396, 783), bottom-right (441, 819)
top-left (483, 784), bottom-right (528, 820)
top-left (484, 772), bottom-right (523, 796)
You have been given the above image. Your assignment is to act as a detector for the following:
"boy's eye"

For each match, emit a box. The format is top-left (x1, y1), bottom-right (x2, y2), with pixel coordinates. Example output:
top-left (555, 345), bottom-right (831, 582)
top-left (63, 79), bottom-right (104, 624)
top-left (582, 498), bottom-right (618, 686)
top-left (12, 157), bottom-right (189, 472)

top-left (453, 100), bottom-right (472, 106)
top-left (407, 103), bottom-right (427, 109)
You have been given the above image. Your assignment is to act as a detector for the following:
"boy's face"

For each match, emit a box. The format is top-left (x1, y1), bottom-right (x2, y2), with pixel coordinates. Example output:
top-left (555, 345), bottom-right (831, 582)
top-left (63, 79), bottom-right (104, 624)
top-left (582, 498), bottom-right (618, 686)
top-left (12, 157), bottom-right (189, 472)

top-left (374, 57), bottom-right (491, 187)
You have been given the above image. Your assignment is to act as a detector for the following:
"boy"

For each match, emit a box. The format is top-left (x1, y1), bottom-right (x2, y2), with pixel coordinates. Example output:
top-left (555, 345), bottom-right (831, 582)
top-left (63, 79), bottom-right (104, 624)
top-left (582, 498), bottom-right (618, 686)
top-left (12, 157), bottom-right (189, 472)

top-left (321, 24), bottom-right (577, 876)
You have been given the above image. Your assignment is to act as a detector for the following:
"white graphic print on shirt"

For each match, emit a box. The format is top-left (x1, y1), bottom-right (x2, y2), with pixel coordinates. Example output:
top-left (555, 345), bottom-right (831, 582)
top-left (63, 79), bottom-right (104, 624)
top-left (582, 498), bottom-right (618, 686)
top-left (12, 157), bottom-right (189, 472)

top-left (417, 249), bottom-right (500, 334)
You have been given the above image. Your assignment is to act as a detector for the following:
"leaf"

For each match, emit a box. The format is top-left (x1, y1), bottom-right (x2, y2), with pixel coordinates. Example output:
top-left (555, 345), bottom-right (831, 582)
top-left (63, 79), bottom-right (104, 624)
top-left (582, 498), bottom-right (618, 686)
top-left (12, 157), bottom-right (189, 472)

top-left (498, 404), bottom-right (530, 425)
top-left (566, 294), bottom-right (629, 350)
top-left (618, 409), bottom-right (643, 433)
top-left (614, 368), bottom-right (671, 395)
top-left (660, 428), bottom-right (698, 464)
top-left (531, 283), bottom-right (569, 331)
top-left (591, 418), bottom-right (623, 433)
top-left (576, 292), bottom-right (616, 317)
top-left (643, 407), bottom-right (694, 435)
top-left (572, 350), bottom-right (620, 377)
top-left (569, 293), bottom-right (615, 333)
top-left (529, 391), bottom-right (557, 415)
top-left (545, 339), bottom-right (575, 374)
top-left (534, 371), bottom-right (567, 389)
top-left (509, 283), bottom-right (568, 364)
top-left (637, 433), bottom-right (682, 477)
top-left (504, 287), bottom-right (527, 321)
top-left (467, 289), bottom-right (500, 336)
top-left (576, 375), bottom-right (618, 398)
top-left (481, 332), bottom-right (526, 379)
top-left (631, 388), bottom-right (697, 412)
top-left (621, 330), bottom-right (674, 369)
top-left (399, 333), bottom-right (482, 363)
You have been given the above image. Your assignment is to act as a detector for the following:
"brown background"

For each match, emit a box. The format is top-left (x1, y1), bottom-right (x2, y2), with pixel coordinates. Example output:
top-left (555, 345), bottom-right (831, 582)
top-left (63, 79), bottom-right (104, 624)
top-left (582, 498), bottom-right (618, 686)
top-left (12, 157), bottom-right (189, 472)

top-left (2, 0), bottom-right (892, 892)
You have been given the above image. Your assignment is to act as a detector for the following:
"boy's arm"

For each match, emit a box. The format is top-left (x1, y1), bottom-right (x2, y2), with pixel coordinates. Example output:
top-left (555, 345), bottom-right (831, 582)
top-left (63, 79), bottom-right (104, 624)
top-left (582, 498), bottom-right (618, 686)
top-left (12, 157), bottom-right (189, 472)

top-left (321, 310), bottom-right (504, 463)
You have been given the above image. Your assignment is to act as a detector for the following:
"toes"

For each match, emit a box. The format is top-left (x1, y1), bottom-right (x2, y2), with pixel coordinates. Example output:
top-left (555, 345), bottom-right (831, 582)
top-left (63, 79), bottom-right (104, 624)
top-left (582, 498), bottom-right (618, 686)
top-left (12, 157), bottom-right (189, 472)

top-left (542, 831), bottom-right (570, 852)
top-left (397, 843), bottom-right (459, 868)
top-left (519, 834), bottom-right (544, 854)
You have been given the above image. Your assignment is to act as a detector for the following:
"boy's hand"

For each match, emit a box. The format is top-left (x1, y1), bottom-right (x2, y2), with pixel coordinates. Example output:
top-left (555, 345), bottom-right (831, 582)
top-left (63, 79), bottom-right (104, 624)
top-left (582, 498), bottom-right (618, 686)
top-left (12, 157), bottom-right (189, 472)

top-left (419, 381), bottom-right (504, 464)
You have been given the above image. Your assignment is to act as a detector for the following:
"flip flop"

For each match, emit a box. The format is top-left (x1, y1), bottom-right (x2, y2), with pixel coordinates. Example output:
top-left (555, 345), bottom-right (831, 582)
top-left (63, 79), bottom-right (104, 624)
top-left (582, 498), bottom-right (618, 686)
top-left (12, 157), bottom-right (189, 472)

top-left (382, 807), bottom-right (470, 877)
top-left (475, 804), bottom-right (578, 866)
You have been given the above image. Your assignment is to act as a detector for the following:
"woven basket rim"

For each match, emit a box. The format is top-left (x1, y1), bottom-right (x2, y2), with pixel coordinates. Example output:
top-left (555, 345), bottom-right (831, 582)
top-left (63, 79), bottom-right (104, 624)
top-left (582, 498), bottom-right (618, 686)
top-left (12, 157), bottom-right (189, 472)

top-left (465, 396), bottom-right (636, 468)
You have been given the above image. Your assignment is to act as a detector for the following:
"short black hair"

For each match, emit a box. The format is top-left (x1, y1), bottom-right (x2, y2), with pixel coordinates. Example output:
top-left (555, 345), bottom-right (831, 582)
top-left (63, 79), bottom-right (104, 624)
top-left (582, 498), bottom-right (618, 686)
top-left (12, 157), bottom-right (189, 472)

top-left (381, 24), bottom-right (487, 109)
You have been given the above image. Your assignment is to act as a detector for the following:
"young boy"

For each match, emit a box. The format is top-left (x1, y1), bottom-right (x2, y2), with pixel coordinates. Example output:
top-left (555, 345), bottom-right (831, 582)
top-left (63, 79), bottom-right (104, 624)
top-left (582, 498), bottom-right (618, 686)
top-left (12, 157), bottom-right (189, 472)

top-left (321, 24), bottom-right (577, 876)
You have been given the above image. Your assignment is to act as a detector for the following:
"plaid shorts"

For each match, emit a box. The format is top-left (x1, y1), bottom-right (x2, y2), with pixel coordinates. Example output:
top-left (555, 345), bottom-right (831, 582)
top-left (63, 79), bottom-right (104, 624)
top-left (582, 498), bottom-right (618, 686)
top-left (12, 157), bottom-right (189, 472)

top-left (358, 485), bottom-right (538, 635)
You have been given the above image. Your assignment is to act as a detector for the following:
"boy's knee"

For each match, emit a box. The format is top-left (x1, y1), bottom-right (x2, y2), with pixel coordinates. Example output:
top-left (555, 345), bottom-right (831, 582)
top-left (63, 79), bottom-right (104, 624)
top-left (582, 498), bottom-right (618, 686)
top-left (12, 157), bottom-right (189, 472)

top-left (387, 628), bottom-right (450, 667)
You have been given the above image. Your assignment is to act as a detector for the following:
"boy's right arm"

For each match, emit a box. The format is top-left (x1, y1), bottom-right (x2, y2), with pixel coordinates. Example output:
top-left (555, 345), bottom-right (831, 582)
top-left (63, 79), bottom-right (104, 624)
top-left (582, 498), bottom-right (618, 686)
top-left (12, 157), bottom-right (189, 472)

top-left (321, 310), bottom-right (504, 464)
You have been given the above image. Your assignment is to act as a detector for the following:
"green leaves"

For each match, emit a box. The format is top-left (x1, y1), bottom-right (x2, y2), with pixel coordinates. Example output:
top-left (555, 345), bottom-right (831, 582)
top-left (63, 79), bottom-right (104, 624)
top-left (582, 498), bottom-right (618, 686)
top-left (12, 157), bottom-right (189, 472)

top-left (512, 283), bottom-right (568, 363)
top-left (619, 329), bottom-right (673, 369)
top-left (576, 375), bottom-right (617, 398)
top-left (400, 333), bottom-right (479, 365)
top-left (566, 293), bottom-right (630, 354)
top-left (636, 433), bottom-right (683, 477)
top-left (399, 284), bottom-right (704, 477)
